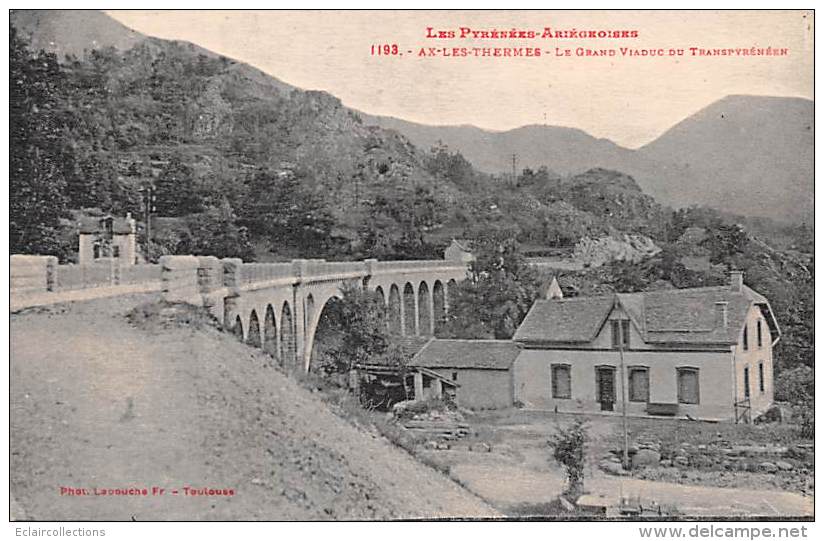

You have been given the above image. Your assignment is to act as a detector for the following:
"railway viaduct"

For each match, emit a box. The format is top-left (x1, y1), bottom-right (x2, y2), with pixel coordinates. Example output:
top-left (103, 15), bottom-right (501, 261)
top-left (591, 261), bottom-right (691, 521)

top-left (159, 256), bottom-right (468, 372)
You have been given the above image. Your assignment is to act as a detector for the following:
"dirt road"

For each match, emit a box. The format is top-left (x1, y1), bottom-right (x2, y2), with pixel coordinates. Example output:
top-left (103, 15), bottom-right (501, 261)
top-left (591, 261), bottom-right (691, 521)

top-left (10, 295), bottom-right (499, 520)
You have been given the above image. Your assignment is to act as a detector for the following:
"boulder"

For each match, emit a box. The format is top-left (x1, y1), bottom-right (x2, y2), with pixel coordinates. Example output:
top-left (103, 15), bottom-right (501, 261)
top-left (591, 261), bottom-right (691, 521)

top-left (600, 460), bottom-right (629, 476)
top-left (632, 449), bottom-right (662, 468)
top-left (775, 461), bottom-right (794, 471)
top-left (760, 462), bottom-right (778, 473)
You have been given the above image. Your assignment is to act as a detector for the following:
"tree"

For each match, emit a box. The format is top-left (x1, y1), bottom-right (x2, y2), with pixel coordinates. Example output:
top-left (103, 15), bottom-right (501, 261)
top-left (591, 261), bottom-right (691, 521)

top-left (239, 167), bottom-right (334, 256)
top-left (10, 25), bottom-right (71, 257)
top-left (311, 285), bottom-right (391, 375)
top-left (154, 153), bottom-right (203, 216)
top-left (359, 186), bottom-right (445, 260)
top-left (180, 199), bottom-right (255, 260)
top-left (548, 421), bottom-right (588, 497)
top-left (440, 235), bottom-right (541, 339)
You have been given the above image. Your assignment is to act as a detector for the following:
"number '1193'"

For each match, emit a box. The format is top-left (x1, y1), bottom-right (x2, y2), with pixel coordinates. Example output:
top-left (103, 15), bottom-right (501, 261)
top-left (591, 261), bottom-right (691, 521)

top-left (371, 44), bottom-right (400, 55)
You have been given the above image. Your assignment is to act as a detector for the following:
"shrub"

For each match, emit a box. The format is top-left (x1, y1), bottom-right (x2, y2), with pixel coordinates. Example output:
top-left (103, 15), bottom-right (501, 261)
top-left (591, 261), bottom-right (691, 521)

top-left (548, 420), bottom-right (588, 498)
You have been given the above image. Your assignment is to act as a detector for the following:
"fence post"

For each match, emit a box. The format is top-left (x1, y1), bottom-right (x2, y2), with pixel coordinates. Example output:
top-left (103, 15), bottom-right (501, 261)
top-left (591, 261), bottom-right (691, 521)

top-left (45, 256), bottom-right (58, 292)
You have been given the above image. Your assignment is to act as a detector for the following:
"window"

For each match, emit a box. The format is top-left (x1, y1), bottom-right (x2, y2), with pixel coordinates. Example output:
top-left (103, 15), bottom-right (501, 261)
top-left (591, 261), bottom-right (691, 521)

top-left (112, 246), bottom-right (120, 258)
top-left (452, 371), bottom-right (458, 382)
top-left (758, 362), bottom-right (765, 393)
top-left (628, 367), bottom-right (649, 402)
top-left (757, 320), bottom-right (763, 348)
top-left (551, 364), bottom-right (571, 399)
top-left (742, 324), bottom-right (749, 350)
top-left (93, 244), bottom-right (101, 259)
top-left (611, 320), bottom-right (630, 348)
top-left (744, 366), bottom-right (750, 399)
top-left (677, 367), bottom-right (700, 404)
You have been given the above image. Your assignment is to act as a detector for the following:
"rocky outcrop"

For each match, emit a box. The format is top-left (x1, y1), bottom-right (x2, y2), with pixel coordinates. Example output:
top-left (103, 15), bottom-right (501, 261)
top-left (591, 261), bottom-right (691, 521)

top-left (573, 234), bottom-right (661, 268)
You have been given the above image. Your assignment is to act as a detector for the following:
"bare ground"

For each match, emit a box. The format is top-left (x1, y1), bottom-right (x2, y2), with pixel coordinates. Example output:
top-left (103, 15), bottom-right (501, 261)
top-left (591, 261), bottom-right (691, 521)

top-left (10, 295), bottom-right (499, 520)
top-left (427, 409), bottom-right (813, 518)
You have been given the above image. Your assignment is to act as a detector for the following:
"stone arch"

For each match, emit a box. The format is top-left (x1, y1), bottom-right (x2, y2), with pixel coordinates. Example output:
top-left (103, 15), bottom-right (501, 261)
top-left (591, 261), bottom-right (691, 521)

top-left (246, 310), bottom-right (262, 347)
top-left (418, 281), bottom-right (432, 335)
top-left (263, 304), bottom-right (279, 362)
top-left (306, 293), bottom-right (316, 333)
top-left (373, 285), bottom-right (387, 329)
top-left (388, 284), bottom-right (402, 335)
top-left (307, 294), bottom-right (346, 374)
top-left (433, 280), bottom-right (445, 334)
top-left (280, 301), bottom-right (296, 370)
top-left (233, 315), bottom-right (244, 341)
top-left (374, 285), bottom-right (386, 305)
top-left (403, 282), bottom-right (416, 336)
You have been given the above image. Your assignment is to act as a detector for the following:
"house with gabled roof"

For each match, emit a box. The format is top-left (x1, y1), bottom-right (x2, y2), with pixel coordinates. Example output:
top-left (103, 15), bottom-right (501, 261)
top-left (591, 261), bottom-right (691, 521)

top-left (512, 271), bottom-right (780, 422)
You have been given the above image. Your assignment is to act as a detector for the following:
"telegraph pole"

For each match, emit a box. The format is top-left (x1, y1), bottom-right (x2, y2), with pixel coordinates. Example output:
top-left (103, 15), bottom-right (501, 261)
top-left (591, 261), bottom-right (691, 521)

top-left (140, 184), bottom-right (156, 251)
top-left (511, 153), bottom-right (518, 186)
top-left (616, 295), bottom-right (630, 470)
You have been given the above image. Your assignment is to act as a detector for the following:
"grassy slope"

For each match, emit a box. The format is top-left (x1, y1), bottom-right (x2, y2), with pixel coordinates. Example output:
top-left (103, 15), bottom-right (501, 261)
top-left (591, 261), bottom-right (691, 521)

top-left (10, 295), bottom-right (498, 520)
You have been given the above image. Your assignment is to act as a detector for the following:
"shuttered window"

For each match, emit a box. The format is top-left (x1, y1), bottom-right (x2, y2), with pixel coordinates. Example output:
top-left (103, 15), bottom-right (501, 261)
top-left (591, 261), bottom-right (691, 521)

top-left (757, 320), bottom-right (763, 348)
top-left (677, 367), bottom-right (700, 404)
top-left (611, 320), bottom-right (630, 348)
top-left (759, 362), bottom-right (765, 393)
top-left (551, 364), bottom-right (571, 399)
top-left (628, 367), bottom-right (649, 402)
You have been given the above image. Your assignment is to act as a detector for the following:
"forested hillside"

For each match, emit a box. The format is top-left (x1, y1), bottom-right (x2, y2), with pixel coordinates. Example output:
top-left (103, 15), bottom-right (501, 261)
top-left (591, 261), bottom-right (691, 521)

top-left (10, 17), bottom-right (813, 387)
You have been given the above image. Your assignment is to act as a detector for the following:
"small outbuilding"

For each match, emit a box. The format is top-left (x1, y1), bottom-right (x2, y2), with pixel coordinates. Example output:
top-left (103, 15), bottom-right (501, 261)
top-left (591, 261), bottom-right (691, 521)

top-left (78, 214), bottom-right (137, 266)
top-left (410, 339), bottom-right (520, 410)
top-left (443, 239), bottom-right (475, 263)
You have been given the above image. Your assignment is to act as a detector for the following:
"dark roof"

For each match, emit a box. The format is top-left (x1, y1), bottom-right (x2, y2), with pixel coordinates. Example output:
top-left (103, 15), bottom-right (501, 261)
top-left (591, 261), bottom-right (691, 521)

top-left (410, 339), bottom-right (519, 370)
top-left (78, 216), bottom-right (134, 235)
top-left (514, 285), bottom-right (779, 347)
top-left (395, 336), bottom-right (433, 358)
top-left (513, 296), bottom-right (614, 343)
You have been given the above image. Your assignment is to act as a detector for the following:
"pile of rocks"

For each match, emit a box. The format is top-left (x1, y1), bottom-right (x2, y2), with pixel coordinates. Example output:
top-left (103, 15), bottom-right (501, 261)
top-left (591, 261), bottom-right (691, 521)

top-left (599, 433), bottom-right (810, 477)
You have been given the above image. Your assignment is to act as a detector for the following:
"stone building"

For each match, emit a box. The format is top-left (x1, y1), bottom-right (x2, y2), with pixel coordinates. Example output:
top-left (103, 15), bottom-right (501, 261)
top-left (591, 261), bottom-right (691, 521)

top-left (409, 339), bottom-right (519, 410)
top-left (78, 214), bottom-right (137, 266)
top-left (511, 271), bottom-right (779, 422)
top-left (443, 239), bottom-right (475, 263)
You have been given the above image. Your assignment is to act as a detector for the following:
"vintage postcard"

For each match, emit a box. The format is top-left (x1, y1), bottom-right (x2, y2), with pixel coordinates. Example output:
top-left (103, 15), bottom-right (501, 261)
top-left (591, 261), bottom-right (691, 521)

top-left (7, 7), bottom-right (814, 528)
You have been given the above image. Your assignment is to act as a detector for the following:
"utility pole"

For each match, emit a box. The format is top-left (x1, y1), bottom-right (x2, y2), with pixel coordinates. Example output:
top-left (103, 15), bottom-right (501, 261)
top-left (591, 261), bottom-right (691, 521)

top-left (140, 184), bottom-right (156, 253)
top-left (511, 153), bottom-right (518, 186)
top-left (616, 295), bottom-right (630, 470)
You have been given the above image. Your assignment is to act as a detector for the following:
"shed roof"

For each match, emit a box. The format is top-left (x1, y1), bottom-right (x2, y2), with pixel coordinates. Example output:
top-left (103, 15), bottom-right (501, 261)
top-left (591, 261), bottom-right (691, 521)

top-left (410, 339), bottom-right (519, 370)
top-left (513, 284), bottom-right (779, 347)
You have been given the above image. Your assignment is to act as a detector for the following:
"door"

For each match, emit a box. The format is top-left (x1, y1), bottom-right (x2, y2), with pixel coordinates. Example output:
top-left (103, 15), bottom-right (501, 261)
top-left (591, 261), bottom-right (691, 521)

top-left (596, 367), bottom-right (616, 411)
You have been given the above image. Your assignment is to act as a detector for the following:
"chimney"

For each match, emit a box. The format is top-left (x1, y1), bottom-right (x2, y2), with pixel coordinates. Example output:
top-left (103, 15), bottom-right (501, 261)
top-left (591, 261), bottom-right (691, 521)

top-left (730, 270), bottom-right (744, 293)
top-left (715, 301), bottom-right (729, 328)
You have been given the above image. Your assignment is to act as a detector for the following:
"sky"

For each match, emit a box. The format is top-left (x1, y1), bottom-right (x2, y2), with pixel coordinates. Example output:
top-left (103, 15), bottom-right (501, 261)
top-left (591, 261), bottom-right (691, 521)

top-left (107, 10), bottom-right (813, 148)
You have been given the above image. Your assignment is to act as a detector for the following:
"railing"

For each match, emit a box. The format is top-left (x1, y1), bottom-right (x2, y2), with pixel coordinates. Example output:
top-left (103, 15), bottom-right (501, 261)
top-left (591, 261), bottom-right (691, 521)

top-left (239, 263), bottom-right (294, 285)
top-left (53, 263), bottom-right (162, 291)
top-left (372, 260), bottom-right (464, 273)
top-left (12, 255), bottom-right (468, 297)
top-left (735, 398), bottom-right (752, 424)
top-left (55, 263), bottom-right (116, 290)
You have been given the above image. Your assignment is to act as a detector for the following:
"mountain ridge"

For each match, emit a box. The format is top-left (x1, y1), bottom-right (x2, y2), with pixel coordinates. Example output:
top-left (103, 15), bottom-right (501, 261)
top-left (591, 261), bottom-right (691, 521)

top-left (11, 9), bottom-right (813, 224)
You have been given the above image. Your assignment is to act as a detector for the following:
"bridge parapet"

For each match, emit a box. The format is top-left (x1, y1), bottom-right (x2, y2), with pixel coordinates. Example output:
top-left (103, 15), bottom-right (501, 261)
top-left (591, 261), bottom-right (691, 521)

top-left (372, 260), bottom-right (467, 275)
top-left (240, 262), bottom-right (294, 285)
top-left (159, 255), bottom-right (201, 304)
